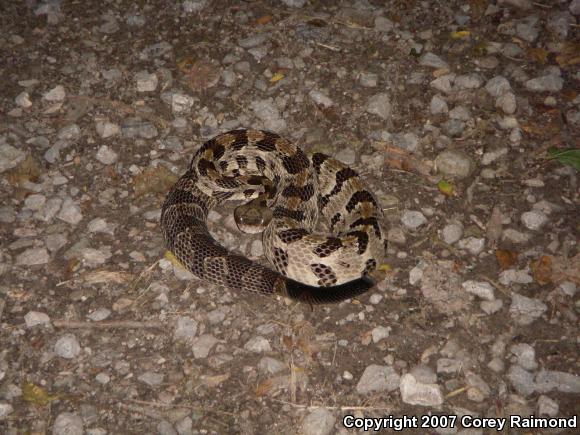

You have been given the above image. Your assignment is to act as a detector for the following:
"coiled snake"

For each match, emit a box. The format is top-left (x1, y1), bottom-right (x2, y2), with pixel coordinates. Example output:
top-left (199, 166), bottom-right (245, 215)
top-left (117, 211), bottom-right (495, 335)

top-left (161, 129), bottom-right (385, 304)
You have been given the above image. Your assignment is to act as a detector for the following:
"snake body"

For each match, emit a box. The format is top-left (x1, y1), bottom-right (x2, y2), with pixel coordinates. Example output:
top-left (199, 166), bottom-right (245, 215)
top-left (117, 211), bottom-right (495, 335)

top-left (161, 129), bottom-right (385, 304)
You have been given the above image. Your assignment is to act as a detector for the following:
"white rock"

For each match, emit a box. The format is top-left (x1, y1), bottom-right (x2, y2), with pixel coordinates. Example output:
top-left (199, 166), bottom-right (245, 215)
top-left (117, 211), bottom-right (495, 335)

top-left (371, 326), bottom-right (391, 343)
top-left (52, 412), bottom-right (83, 435)
top-left (365, 93), bottom-right (392, 120)
top-left (457, 237), bottom-right (485, 255)
top-left (0, 403), bottom-right (14, 420)
top-left (399, 373), bottom-right (443, 406)
top-left (401, 210), bottom-right (427, 230)
top-left (95, 145), bottom-right (118, 165)
top-left (244, 336), bottom-right (271, 353)
top-left (95, 120), bottom-right (121, 138)
top-left (54, 334), bottom-right (81, 359)
top-left (57, 197), bottom-right (83, 225)
top-left (24, 311), bottom-right (51, 328)
top-left (43, 85), bottom-right (66, 101)
top-left (509, 293), bottom-right (547, 325)
top-left (16, 247), bottom-right (50, 265)
top-left (0, 143), bottom-right (26, 173)
top-left (462, 280), bottom-right (495, 301)
top-left (356, 365), bottom-right (400, 394)
top-left (301, 408), bottom-right (336, 435)
top-left (537, 395), bottom-right (559, 417)
top-left (520, 210), bottom-right (548, 231)
top-left (308, 90), bottom-right (333, 108)
top-left (15, 91), bottom-right (33, 108)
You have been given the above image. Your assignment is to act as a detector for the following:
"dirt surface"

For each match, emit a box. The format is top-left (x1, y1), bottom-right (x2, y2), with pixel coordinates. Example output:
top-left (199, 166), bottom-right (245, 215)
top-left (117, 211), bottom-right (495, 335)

top-left (1, 0), bottom-right (579, 434)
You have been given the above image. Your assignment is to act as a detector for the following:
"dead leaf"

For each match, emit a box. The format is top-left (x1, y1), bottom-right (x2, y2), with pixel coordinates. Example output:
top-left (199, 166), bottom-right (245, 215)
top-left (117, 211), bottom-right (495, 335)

top-left (270, 72), bottom-right (284, 83)
top-left (5, 154), bottom-right (42, 186)
top-left (495, 250), bottom-right (518, 270)
top-left (555, 42), bottom-right (580, 68)
top-left (469, 0), bottom-right (488, 19)
top-left (201, 373), bottom-right (230, 388)
top-left (550, 253), bottom-right (580, 285)
top-left (531, 255), bottom-right (553, 285)
top-left (527, 47), bottom-right (549, 65)
top-left (132, 165), bottom-right (178, 197)
top-left (256, 15), bottom-right (273, 25)
top-left (178, 58), bottom-right (220, 91)
top-left (22, 383), bottom-right (58, 406)
top-left (486, 206), bottom-right (503, 245)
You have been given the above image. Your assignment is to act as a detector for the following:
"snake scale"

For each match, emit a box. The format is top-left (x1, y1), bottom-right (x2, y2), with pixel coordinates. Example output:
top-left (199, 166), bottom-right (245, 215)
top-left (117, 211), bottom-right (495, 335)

top-left (161, 129), bottom-right (385, 304)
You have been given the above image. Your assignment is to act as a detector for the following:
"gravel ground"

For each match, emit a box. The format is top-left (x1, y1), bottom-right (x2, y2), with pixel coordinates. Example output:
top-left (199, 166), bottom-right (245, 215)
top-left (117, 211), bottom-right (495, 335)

top-left (1, 0), bottom-right (579, 434)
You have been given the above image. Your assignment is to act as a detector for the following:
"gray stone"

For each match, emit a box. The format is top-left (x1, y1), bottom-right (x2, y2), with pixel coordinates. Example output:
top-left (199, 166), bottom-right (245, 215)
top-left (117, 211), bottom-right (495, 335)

top-left (435, 150), bottom-right (472, 178)
top-left (391, 132), bottom-right (419, 152)
top-left (16, 247), bottom-right (50, 265)
top-left (365, 93), bottom-right (392, 120)
top-left (95, 372), bottom-right (110, 384)
top-left (449, 105), bottom-right (471, 121)
top-left (399, 373), bottom-right (443, 406)
top-left (508, 365), bottom-right (535, 396)
top-left (419, 52), bottom-right (449, 69)
top-left (535, 370), bottom-right (580, 394)
top-left (509, 293), bottom-right (547, 325)
top-left (496, 93), bottom-right (516, 114)
top-left (43, 85), bottom-right (66, 102)
top-left (371, 326), bottom-right (391, 343)
top-left (24, 311), bottom-right (51, 328)
top-left (510, 343), bottom-right (537, 371)
top-left (58, 124), bottom-right (81, 140)
top-left (258, 357), bottom-right (286, 374)
top-left (485, 76), bottom-right (512, 97)
top-left (356, 365), bottom-right (400, 394)
top-left (571, 0), bottom-right (580, 15)
top-left (24, 194), bottom-right (46, 211)
top-left (0, 143), bottom-right (25, 173)
top-left (174, 316), bottom-right (198, 343)
top-left (52, 412), bottom-right (83, 435)
top-left (547, 11), bottom-right (573, 39)
top-left (430, 94), bottom-right (448, 115)
top-left (54, 334), bottom-right (81, 359)
top-left (437, 358), bottom-right (462, 374)
top-left (135, 71), bottom-right (158, 92)
top-left (441, 119), bottom-right (465, 137)
top-left (95, 145), bottom-right (118, 165)
top-left (157, 420), bottom-right (178, 435)
top-left (244, 336), bottom-right (271, 353)
top-left (87, 308), bottom-right (111, 322)
top-left (462, 281), bottom-right (495, 301)
top-left (138, 371), bottom-right (164, 387)
top-left (302, 408), bottom-right (336, 435)
top-left (238, 34), bottom-right (268, 49)
top-left (191, 334), bottom-right (218, 358)
top-left (442, 223), bottom-right (463, 244)
top-left (520, 210), bottom-right (548, 231)
top-left (525, 75), bottom-right (564, 92)
top-left (457, 237), bottom-right (485, 255)
top-left (537, 395), bottom-right (559, 417)
top-left (359, 72), bottom-right (378, 87)
top-left (500, 270), bottom-right (533, 285)
top-left (480, 299), bottom-right (503, 315)
top-left (308, 90), bottom-right (333, 108)
top-left (57, 197), bottom-right (83, 225)
top-left (430, 74), bottom-right (455, 93)
top-left (15, 91), bottom-right (32, 108)
top-left (0, 403), bottom-right (14, 419)
top-left (374, 16), bottom-right (394, 32)
top-left (453, 74), bottom-right (483, 90)
top-left (401, 210), bottom-right (427, 230)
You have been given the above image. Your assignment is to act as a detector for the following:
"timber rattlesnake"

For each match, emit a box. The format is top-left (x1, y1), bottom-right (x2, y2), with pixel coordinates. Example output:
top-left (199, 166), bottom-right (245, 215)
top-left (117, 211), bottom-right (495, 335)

top-left (161, 129), bottom-right (384, 304)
